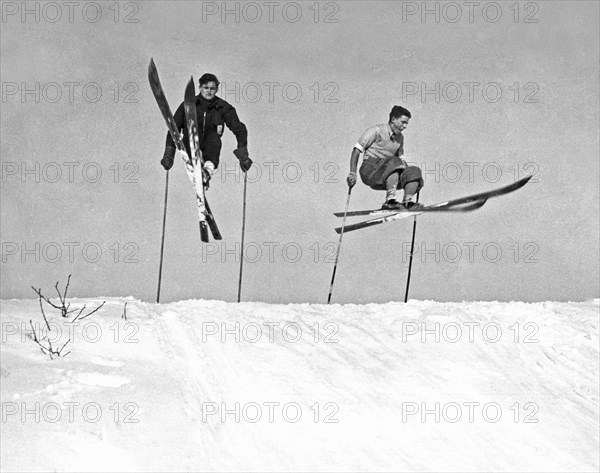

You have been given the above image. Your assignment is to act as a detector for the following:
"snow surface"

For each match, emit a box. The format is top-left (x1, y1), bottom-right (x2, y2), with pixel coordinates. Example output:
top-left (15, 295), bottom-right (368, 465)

top-left (1, 297), bottom-right (598, 472)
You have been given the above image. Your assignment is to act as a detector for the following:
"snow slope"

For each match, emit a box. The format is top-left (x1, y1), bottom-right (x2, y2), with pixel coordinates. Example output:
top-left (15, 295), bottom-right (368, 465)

top-left (1, 298), bottom-right (598, 472)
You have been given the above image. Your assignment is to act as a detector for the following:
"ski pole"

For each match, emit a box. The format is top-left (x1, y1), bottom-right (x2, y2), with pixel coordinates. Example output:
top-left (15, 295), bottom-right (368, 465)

top-left (327, 187), bottom-right (352, 304)
top-left (157, 170), bottom-right (169, 303)
top-left (404, 191), bottom-right (420, 303)
top-left (237, 171), bottom-right (248, 302)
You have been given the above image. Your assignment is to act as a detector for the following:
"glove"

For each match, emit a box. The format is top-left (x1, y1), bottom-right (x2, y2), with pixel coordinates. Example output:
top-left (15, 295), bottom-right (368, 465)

top-left (233, 147), bottom-right (253, 172)
top-left (347, 171), bottom-right (357, 188)
top-left (239, 157), bottom-right (253, 172)
top-left (203, 161), bottom-right (216, 186)
top-left (161, 155), bottom-right (174, 171)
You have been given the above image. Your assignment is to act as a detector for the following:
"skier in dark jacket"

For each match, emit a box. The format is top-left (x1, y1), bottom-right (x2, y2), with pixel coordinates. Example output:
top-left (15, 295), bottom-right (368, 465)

top-left (161, 73), bottom-right (252, 180)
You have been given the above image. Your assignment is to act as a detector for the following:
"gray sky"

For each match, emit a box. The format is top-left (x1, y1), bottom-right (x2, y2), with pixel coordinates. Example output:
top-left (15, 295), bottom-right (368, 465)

top-left (1, 1), bottom-right (599, 303)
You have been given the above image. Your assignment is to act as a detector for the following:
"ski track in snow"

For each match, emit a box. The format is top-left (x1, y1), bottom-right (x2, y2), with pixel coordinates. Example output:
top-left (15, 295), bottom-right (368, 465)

top-left (0, 298), bottom-right (598, 472)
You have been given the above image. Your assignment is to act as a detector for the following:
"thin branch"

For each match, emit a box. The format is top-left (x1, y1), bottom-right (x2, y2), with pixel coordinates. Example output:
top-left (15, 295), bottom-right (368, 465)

top-left (78, 301), bottom-right (106, 320)
top-left (29, 276), bottom-right (101, 358)
top-left (29, 320), bottom-right (39, 343)
top-left (57, 339), bottom-right (71, 356)
top-left (72, 304), bottom-right (87, 323)
top-left (55, 281), bottom-right (64, 304)
top-left (55, 275), bottom-right (73, 317)
top-left (31, 286), bottom-right (62, 311)
top-left (29, 320), bottom-right (54, 359)
top-left (54, 274), bottom-right (71, 306)
top-left (32, 291), bottom-right (51, 331)
top-left (33, 279), bottom-right (76, 318)
top-left (63, 274), bottom-right (71, 300)
top-left (62, 302), bottom-right (75, 318)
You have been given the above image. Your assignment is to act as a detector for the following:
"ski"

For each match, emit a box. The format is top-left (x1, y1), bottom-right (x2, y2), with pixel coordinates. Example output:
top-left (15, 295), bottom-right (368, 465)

top-left (148, 59), bottom-right (187, 154)
top-left (204, 199), bottom-right (222, 240)
top-left (334, 175), bottom-right (532, 218)
top-left (148, 60), bottom-right (221, 242)
top-left (335, 199), bottom-right (487, 234)
top-left (183, 76), bottom-right (210, 243)
top-left (335, 202), bottom-right (488, 218)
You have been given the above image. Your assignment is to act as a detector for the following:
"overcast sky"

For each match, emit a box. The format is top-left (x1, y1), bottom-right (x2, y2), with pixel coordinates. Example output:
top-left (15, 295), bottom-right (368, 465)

top-left (1, 1), bottom-right (598, 304)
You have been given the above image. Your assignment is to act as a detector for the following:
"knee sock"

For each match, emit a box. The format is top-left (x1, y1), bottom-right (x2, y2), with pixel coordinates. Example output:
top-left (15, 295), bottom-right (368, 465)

top-left (386, 172), bottom-right (400, 201)
top-left (403, 181), bottom-right (419, 202)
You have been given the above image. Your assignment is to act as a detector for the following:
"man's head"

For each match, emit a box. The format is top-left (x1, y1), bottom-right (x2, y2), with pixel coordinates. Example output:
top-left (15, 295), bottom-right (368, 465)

top-left (389, 105), bottom-right (411, 134)
top-left (198, 73), bottom-right (219, 101)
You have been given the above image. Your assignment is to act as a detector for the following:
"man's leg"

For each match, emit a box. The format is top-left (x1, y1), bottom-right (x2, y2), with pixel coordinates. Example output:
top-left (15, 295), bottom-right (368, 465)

top-left (403, 181), bottom-right (419, 202)
top-left (399, 166), bottom-right (424, 208)
top-left (382, 172), bottom-right (403, 209)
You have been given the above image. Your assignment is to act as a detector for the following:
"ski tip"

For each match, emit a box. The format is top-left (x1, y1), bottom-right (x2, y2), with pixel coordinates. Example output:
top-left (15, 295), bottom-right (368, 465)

top-left (148, 58), bottom-right (158, 75)
top-left (185, 77), bottom-right (196, 96)
top-left (507, 174), bottom-right (533, 192)
top-left (513, 174), bottom-right (533, 188)
top-left (148, 59), bottom-right (157, 80)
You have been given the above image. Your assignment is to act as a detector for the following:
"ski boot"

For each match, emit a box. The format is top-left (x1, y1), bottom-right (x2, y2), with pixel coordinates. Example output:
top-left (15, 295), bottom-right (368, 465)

top-left (402, 201), bottom-right (424, 210)
top-left (381, 199), bottom-right (404, 210)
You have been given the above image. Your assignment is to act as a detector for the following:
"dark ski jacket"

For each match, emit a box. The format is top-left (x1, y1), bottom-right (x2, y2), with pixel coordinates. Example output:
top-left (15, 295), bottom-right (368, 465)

top-left (164, 95), bottom-right (248, 168)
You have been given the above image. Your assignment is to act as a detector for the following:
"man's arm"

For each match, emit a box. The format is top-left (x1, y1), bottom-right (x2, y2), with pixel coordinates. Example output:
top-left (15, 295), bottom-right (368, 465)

top-left (224, 105), bottom-right (251, 171)
top-left (223, 106), bottom-right (248, 148)
top-left (346, 126), bottom-right (378, 188)
top-left (346, 148), bottom-right (361, 188)
top-left (349, 148), bottom-right (361, 174)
